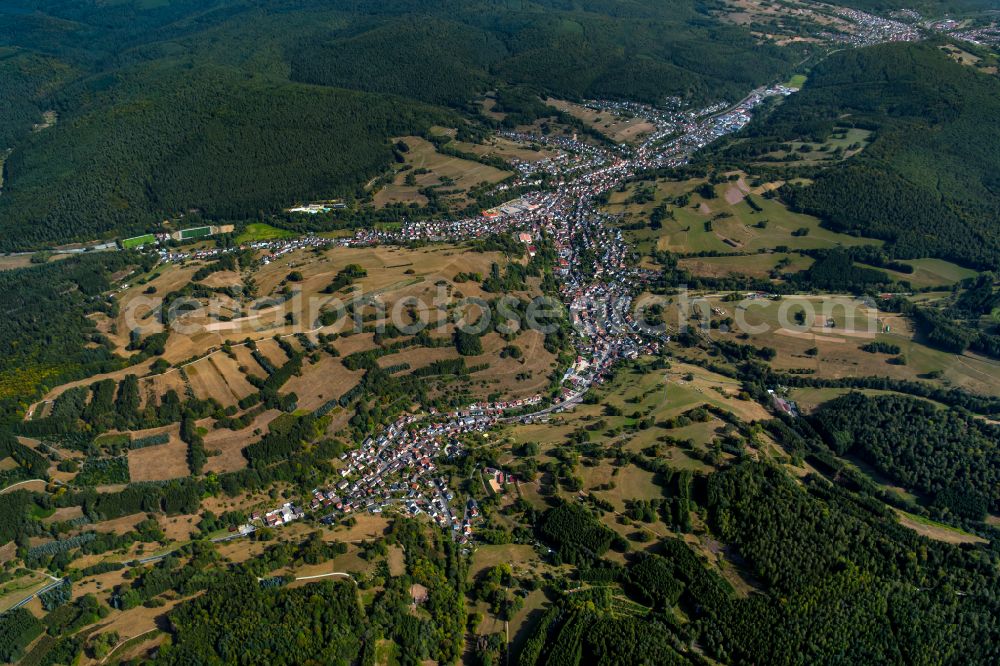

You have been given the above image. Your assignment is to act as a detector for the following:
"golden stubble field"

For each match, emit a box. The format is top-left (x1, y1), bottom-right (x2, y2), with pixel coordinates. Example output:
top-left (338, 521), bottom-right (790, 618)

top-left (544, 98), bottom-right (657, 143)
top-left (666, 293), bottom-right (1000, 397)
top-left (373, 135), bottom-right (512, 208)
top-left (37, 243), bottom-right (546, 400)
top-left (31, 242), bottom-right (559, 475)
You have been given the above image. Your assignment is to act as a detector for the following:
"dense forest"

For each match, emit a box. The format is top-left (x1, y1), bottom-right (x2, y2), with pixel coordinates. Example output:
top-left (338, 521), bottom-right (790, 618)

top-left (0, 64), bottom-right (453, 247)
top-left (289, 0), bottom-right (799, 106)
top-left (814, 392), bottom-right (1000, 519)
top-left (0, 251), bottom-right (155, 422)
top-left (156, 575), bottom-right (365, 664)
top-left (708, 42), bottom-right (1000, 269)
top-left (514, 459), bottom-right (1000, 665)
top-left (0, 0), bottom-right (802, 249)
top-left (698, 463), bottom-right (1000, 664)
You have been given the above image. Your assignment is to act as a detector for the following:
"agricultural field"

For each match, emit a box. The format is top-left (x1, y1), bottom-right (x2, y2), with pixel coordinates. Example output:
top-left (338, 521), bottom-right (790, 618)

top-left (544, 98), bottom-right (657, 143)
top-left (678, 252), bottom-right (814, 279)
top-left (30, 241), bottom-right (558, 484)
top-left (666, 292), bottom-right (1000, 398)
top-left (128, 438), bottom-right (189, 482)
top-left (605, 176), bottom-right (880, 257)
top-left (41, 240), bottom-right (542, 377)
top-left (373, 136), bottom-right (512, 208)
top-left (235, 222), bottom-right (295, 244)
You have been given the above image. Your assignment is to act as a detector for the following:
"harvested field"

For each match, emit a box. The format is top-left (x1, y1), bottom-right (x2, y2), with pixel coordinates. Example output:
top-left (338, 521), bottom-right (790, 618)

top-left (374, 136), bottom-right (511, 209)
top-left (282, 356), bottom-right (363, 412)
top-left (230, 345), bottom-right (268, 381)
top-left (0, 479), bottom-right (46, 494)
top-left (198, 269), bottom-right (243, 289)
top-left (202, 409), bottom-right (283, 474)
top-left (43, 506), bottom-right (84, 524)
top-left (141, 370), bottom-right (190, 410)
top-left (678, 252), bottom-right (813, 279)
top-left (92, 512), bottom-right (148, 536)
top-left (183, 353), bottom-right (256, 407)
top-left (129, 435), bottom-right (189, 482)
top-left (89, 597), bottom-right (186, 645)
top-left (545, 98), bottom-right (656, 143)
top-left (160, 514), bottom-right (199, 544)
top-left (254, 337), bottom-right (291, 369)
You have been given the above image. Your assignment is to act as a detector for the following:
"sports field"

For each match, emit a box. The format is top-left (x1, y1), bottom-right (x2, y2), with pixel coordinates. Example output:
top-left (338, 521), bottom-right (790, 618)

top-left (179, 225), bottom-right (212, 239)
top-left (122, 233), bottom-right (156, 249)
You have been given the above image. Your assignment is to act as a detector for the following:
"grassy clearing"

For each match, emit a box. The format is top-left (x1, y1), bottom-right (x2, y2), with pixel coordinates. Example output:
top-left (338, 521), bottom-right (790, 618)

top-left (757, 127), bottom-right (873, 165)
top-left (672, 292), bottom-right (1000, 398)
top-left (469, 544), bottom-right (539, 579)
top-left (678, 252), bottom-right (813, 279)
top-left (867, 258), bottom-right (978, 289)
top-left (374, 136), bottom-right (511, 209)
top-left (785, 73), bottom-right (807, 89)
top-left (375, 640), bottom-right (400, 666)
top-left (894, 509), bottom-right (987, 545)
top-left (236, 223), bottom-right (295, 243)
top-left (449, 136), bottom-right (558, 163)
top-left (386, 545), bottom-right (405, 577)
top-left (544, 98), bottom-right (656, 143)
top-left (606, 177), bottom-right (880, 257)
top-left (505, 356), bottom-right (766, 493)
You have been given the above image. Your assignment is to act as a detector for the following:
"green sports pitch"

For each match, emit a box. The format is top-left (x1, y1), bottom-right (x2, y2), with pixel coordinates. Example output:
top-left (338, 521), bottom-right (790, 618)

top-left (179, 226), bottom-right (212, 239)
top-left (121, 234), bottom-right (156, 249)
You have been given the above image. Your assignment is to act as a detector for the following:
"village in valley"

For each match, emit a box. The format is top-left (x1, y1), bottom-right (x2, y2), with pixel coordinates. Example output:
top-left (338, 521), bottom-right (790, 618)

top-left (4, 2), bottom-right (1000, 662)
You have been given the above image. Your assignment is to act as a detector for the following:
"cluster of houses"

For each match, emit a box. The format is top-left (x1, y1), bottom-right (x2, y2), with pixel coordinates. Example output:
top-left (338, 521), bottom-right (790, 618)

top-left (154, 82), bottom-right (813, 543)
top-left (272, 397), bottom-right (550, 541)
top-left (238, 502), bottom-right (304, 532)
top-left (829, 7), bottom-right (920, 46)
top-left (262, 502), bottom-right (305, 527)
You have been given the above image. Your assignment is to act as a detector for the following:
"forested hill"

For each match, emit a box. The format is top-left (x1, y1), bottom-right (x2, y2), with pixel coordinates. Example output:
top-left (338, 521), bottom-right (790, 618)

top-left (286, 0), bottom-right (797, 106)
top-left (709, 42), bottom-right (1000, 269)
top-left (828, 0), bottom-right (1000, 12)
top-left (0, 0), bottom-right (802, 250)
